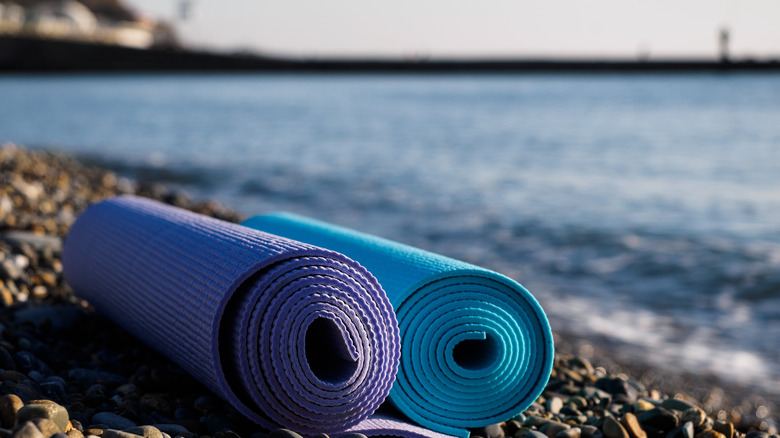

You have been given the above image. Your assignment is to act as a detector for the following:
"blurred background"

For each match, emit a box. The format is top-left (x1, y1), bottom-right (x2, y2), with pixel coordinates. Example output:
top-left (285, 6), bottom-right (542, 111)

top-left (1, 0), bottom-right (779, 415)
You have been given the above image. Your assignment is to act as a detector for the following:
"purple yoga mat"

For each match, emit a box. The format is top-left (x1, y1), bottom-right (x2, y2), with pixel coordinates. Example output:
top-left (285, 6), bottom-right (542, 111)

top-left (62, 196), bottom-right (401, 435)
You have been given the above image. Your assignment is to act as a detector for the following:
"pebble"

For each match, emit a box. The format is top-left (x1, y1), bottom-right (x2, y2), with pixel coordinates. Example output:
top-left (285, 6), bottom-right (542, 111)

top-left (335, 435), bottom-right (367, 438)
top-left (548, 397), bottom-right (564, 414)
top-left (523, 431), bottom-right (550, 438)
top-left (101, 431), bottom-right (139, 438)
top-left (619, 413), bottom-right (646, 438)
top-left (541, 421), bottom-right (571, 438)
top-left (637, 408), bottom-right (678, 432)
top-left (0, 395), bottom-right (23, 429)
top-left (556, 428), bottom-right (581, 438)
top-left (120, 426), bottom-right (162, 438)
top-left (695, 431), bottom-right (726, 438)
top-left (603, 417), bottom-right (629, 438)
top-left (90, 415), bottom-right (135, 432)
top-left (31, 418), bottom-right (61, 436)
top-left (477, 424), bottom-right (504, 438)
top-left (581, 425), bottom-right (603, 438)
top-left (16, 402), bottom-right (70, 433)
top-left (712, 422), bottom-right (734, 438)
top-left (682, 408), bottom-right (706, 428)
top-left (12, 422), bottom-right (44, 438)
top-left (661, 399), bottom-right (697, 413)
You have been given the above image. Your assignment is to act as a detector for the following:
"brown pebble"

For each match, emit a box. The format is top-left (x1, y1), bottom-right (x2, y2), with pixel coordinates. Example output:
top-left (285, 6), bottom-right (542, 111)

top-left (695, 431), bottom-right (726, 438)
top-left (67, 430), bottom-right (84, 438)
top-left (713, 422), bottom-right (734, 438)
top-left (557, 428), bottom-right (582, 438)
top-left (620, 413), bottom-right (646, 438)
top-left (603, 417), bottom-right (630, 438)
top-left (0, 394), bottom-right (23, 429)
top-left (85, 429), bottom-right (104, 437)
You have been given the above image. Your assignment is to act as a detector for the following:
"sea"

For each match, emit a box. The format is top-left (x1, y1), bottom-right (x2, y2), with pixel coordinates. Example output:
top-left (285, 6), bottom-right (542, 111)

top-left (1, 73), bottom-right (779, 396)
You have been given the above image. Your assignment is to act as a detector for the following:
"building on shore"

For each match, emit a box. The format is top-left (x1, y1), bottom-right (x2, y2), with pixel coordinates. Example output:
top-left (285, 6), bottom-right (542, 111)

top-left (0, 0), bottom-right (177, 49)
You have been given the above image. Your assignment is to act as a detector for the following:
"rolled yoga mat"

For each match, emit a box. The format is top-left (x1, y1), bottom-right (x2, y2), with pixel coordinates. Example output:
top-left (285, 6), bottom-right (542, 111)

top-left (62, 196), bottom-right (401, 435)
top-left (243, 213), bottom-right (555, 438)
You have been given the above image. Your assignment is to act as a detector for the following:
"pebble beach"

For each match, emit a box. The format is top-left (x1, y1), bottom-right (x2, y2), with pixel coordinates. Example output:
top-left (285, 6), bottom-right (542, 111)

top-left (0, 143), bottom-right (777, 438)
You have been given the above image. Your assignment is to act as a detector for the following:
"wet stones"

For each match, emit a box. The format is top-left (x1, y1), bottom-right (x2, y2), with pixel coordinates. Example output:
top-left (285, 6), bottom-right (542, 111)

top-left (16, 402), bottom-right (69, 433)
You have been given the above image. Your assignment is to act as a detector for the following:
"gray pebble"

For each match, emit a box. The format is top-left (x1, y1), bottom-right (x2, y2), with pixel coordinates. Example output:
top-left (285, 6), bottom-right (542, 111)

top-left (122, 426), bottom-right (163, 438)
top-left (541, 421), bottom-right (571, 438)
top-left (90, 413), bottom-right (136, 431)
top-left (659, 399), bottom-right (696, 413)
top-left (102, 431), bottom-right (140, 438)
top-left (527, 431), bottom-right (550, 438)
top-left (547, 397), bottom-right (564, 414)
top-left (11, 422), bottom-right (44, 438)
top-left (16, 402), bottom-right (70, 433)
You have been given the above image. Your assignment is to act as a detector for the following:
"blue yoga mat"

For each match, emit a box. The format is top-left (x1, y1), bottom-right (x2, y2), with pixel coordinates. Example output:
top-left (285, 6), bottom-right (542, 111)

top-left (63, 196), bottom-right (401, 435)
top-left (243, 213), bottom-right (554, 438)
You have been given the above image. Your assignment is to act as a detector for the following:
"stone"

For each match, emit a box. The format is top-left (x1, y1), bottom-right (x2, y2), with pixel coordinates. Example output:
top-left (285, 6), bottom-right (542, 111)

top-left (713, 422), bottom-right (734, 438)
top-left (32, 418), bottom-right (61, 436)
top-left (548, 397), bottom-right (564, 414)
top-left (557, 428), bottom-right (582, 438)
top-left (619, 413), bottom-right (646, 438)
top-left (660, 400), bottom-right (696, 413)
top-left (633, 401), bottom-right (655, 412)
top-left (311, 434), bottom-right (328, 438)
top-left (11, 422), bottom-right (44, 438)
top-left (745, 433), bottom-right (769, 438)
top-left (525, 431), bottom-right (549, 438)
top-left (0, 348), bottom-right (16, 371)
top-left (695, 431), bottom-right (726, 438)
top-left (138, 395), bottom-right (170, 416)
top-left (602, 417), bottom-right (629, 438)
top-left (0, 395), bottom-right (23, 429)
top-left (101, 431), bottom-right (139, 438)
top-left (476, 424), bottom-right (504, 438)
top-left (147, 425), bottom-right (188, 437)
top-left (638, 408), bottom-right (678, 432)
top-left (84, 429), bottom-right (104, 437)
top-left (16, 403), bottom-right (70, 433)
top-left (667, 422), bottom-right (695, 438)
top-left (681, 409), bottom-right (705, 428)
top-left (541, 421), bottom-right (571, 438)
top-left (505, 420), bottom-right (523, 437)
top-left (524, 416), bottom-right (551, 428)
top-left (89, 414), bottom-right (134, 432)
top-left (121, 426), bottom-right (163, 438)
top-left (581, 426), bottom-right (603, 438)
top-left (337, 435), bottom-right (367, 438)
top-left (266, 430), bottom-right (303, 438)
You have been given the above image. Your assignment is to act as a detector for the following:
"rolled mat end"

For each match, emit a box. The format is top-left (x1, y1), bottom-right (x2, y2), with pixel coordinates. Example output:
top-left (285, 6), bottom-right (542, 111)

top-left (63, 196), bottom-right (401, 434)
top-left (242, 213), bottom-right (554, 436)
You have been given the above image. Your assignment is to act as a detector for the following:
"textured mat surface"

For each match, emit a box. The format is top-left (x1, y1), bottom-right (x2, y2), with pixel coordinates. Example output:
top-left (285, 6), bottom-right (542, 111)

top-left (62, 196), bottom-right (401, 435)
top-left (243, 213), bottom-right (555, 437)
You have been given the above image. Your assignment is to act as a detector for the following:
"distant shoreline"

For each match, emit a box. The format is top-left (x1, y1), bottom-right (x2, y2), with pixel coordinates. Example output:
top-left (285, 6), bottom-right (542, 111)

top-left (2, 34), bottom-right (780, 74)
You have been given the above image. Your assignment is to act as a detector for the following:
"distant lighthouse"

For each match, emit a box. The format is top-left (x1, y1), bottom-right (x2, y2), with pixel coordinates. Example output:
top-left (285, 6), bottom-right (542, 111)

top-left (719, 27), bottom-right (730, 62)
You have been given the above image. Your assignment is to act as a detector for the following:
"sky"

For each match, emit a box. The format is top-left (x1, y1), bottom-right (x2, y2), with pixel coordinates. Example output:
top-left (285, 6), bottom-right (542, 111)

top-left (127, 0), bottom-right (780, 59)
